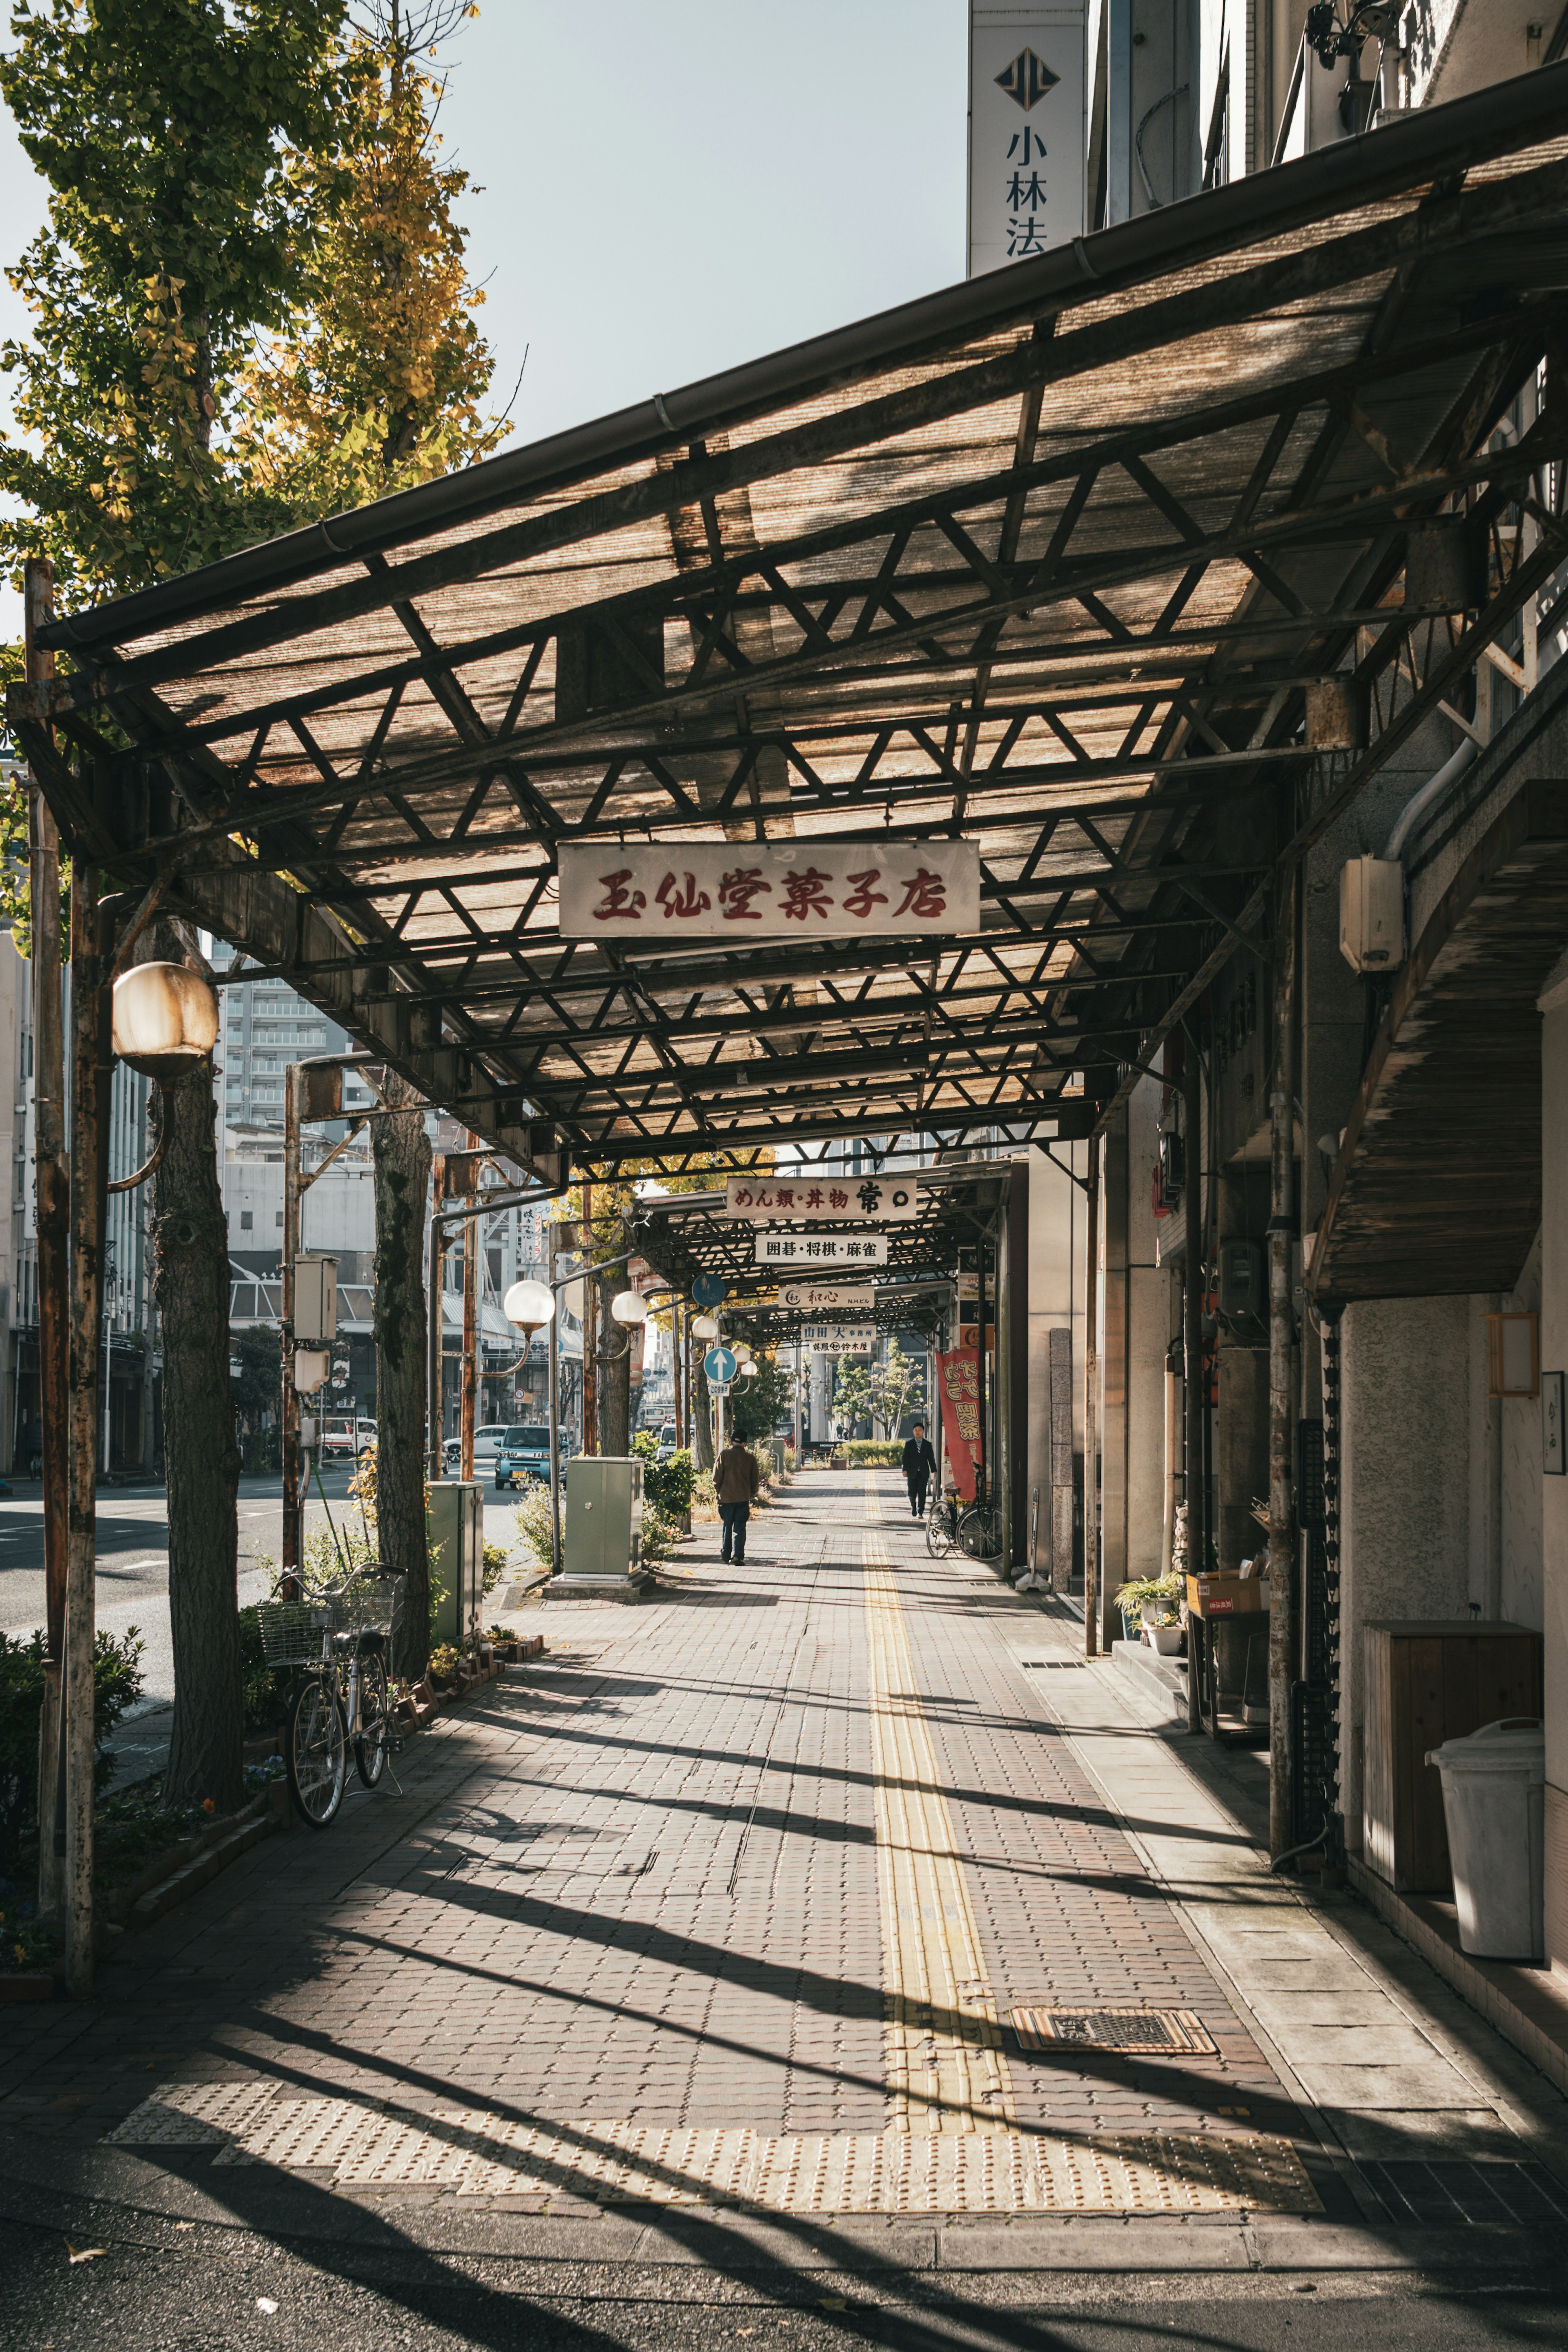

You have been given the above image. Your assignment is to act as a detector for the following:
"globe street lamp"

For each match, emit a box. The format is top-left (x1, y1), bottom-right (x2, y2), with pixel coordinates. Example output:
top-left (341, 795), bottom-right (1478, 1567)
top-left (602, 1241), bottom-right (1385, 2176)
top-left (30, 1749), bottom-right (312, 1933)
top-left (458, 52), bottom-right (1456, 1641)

top-left (503, 1278), bottom-right (557, 1339)
top-left (610, 1289), bottom-right (649, 1326)
top-left (692, 1313), bottom-right (720, 1340)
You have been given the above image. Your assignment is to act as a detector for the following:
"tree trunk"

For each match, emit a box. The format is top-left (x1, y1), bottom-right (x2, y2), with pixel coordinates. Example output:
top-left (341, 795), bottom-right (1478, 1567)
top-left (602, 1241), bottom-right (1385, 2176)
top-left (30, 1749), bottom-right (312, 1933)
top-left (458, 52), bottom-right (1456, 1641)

top-left (599, 1280), bottom-right (630, 1456)
top-left (693, 1351), bottom-right (714, 1470)
top-left (149, 921), bottom-right (243, 1813)
top-left (374, 1071), bottom-right (431, 1681)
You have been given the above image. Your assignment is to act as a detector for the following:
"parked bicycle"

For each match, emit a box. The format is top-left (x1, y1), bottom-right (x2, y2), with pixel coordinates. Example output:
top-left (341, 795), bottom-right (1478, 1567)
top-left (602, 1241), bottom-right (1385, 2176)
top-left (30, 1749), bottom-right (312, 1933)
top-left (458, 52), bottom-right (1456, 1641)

top-left (925, 1486), bottom-right (1004, 1563)
top-left (257, 1568), bottom-right (405, 1827)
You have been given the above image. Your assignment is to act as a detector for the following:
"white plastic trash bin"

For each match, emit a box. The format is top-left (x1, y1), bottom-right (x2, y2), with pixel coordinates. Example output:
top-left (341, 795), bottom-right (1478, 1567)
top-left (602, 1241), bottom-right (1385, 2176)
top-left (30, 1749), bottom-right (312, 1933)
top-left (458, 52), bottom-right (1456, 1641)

top-left (1424, 1717), bottom-right (1545, 1960)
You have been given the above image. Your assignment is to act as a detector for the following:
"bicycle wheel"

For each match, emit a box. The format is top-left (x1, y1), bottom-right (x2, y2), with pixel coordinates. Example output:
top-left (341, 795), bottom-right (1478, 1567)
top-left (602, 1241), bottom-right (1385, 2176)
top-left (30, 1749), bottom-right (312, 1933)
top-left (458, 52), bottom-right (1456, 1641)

top-left (354, 1651), bottom-right (392, 1789)
top-left (957, 1501), bottom-right (1003, 1562)
top-left (286, 1673), bottom-right (347, 1826)
top-left (925, 1498), bottom-right (954, 1558)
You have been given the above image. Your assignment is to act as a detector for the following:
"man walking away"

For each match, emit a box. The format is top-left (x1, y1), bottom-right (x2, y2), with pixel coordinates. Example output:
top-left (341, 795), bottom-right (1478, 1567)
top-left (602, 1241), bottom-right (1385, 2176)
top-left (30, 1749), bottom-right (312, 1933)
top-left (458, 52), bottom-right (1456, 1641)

top-left (715, 1435), bottom-right (761, 1564)
top-left (902, 1420), bottom-right (937, 1520)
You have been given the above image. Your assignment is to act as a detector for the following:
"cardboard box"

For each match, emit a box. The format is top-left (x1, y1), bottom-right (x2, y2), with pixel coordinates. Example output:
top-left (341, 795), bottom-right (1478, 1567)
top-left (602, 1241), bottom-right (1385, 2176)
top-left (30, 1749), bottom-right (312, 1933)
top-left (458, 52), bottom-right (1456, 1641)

top-left (1186, 1572), bottom-right (1270, 1619)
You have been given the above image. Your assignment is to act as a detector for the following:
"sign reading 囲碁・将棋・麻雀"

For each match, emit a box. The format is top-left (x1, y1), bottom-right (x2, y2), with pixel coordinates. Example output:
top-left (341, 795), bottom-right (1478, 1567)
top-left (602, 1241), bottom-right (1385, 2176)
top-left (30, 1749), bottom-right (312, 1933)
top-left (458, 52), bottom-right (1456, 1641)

top-left (556, 841), bottom-right (978, 941)
top-left (725, 1177), bottom-right (917, 1223)
top-left (967, 6), bottom-right (1087, 281)
top-left (754, 1234), bottom-right (890, 1267)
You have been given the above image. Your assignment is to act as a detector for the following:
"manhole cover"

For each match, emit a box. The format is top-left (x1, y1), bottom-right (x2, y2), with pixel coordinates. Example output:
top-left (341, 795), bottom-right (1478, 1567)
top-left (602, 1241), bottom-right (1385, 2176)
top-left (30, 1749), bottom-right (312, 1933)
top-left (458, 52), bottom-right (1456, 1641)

top-left (1010, 2007), bottom-right (1218, 2055)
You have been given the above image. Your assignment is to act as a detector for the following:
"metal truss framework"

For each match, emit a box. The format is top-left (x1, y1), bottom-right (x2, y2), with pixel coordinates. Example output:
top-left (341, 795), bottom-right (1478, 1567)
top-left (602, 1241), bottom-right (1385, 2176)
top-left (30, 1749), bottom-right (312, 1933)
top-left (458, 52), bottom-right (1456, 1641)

top-left (12, 74), bottom-right (1568, 1179)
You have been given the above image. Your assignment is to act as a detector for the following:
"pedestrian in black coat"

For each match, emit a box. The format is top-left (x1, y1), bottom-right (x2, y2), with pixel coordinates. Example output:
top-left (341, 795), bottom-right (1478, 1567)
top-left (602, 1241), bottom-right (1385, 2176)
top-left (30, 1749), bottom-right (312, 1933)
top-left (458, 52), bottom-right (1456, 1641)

top-left (901, 1422), bottom-right (937, 1520)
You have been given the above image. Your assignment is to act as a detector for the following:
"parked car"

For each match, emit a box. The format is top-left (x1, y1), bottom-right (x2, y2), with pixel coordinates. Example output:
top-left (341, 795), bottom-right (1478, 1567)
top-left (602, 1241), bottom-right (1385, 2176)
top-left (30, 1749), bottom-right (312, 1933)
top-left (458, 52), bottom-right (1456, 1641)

top-left (321, 1414), bottom-right (376, 1461)
top-left (442, 1423), bottom-right (510, 1475)
top-left (655, 1419), bottom-right (678, 1462)
top-left (494, 1423), bottom-right (567, 1490)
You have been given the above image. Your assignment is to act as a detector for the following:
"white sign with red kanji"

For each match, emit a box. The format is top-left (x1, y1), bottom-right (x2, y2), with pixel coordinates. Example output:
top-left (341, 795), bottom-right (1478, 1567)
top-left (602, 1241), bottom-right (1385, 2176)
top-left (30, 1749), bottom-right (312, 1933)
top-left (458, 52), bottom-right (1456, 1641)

top-left (556, 840), bottom-right (979, 940)
top-left (726, 1177), bottom-right (917, 1222)
top-left (754, 1233), bottom-right (890, 1266)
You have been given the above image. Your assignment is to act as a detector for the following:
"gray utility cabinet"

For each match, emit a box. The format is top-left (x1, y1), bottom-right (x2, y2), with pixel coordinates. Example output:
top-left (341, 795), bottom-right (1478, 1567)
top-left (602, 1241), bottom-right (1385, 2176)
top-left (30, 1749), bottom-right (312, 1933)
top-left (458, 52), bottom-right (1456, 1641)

top-left (428, 1480), bottom-right (486, 1647)
top-left (563, 1456), bottom-right (644, 1579)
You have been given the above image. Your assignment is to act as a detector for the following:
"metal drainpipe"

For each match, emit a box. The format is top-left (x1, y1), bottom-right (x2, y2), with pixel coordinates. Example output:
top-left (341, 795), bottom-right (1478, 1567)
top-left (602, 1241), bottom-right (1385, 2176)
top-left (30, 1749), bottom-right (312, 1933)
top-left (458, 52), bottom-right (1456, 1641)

top-left (1267, 873), bottom-right (1298, 1858)
top-left (1084, 1143), bottom-right (1101, 1659)
top-left (547, 1218), bottom-right (562, 1577)
top-left (1183, 1037), bottom-right (1204, 1730)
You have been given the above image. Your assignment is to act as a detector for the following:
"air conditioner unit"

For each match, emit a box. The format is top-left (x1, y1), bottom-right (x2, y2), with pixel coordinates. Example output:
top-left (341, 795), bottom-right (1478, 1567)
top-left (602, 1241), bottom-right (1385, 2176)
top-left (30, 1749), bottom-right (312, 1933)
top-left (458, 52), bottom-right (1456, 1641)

top-left (1339, 856), bottom-right (1405, 972)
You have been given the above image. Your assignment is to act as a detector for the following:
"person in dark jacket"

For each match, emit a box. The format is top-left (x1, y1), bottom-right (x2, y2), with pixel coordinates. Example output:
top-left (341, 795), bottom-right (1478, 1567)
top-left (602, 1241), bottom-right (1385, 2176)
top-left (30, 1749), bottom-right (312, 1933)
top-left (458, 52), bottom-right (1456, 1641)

top-left (902, 1422), bottom-right (937, 1519)
top-left (714, 1437), bottom-right (761, 1563)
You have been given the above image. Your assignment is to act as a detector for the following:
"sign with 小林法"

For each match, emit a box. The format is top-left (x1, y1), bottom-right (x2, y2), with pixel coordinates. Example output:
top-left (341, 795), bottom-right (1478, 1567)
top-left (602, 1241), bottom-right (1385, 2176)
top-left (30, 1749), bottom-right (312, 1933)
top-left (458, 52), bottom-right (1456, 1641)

top-left (779, 1282), bottom-right (877, 1313)
top-left (968, 5), bottom-right (1087, 280)
top-left (726, 1176), bottom-right (917, 1223)
top-left (754, 1233), bottom-right (889, 1268)
top-left (557, 840), bottom-right (978, 941)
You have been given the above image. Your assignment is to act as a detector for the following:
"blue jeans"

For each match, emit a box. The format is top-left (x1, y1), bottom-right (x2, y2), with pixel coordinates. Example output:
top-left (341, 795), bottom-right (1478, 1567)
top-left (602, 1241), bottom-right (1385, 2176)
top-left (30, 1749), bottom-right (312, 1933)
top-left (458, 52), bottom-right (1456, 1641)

top-left (719, 1501), bottom-right (750, 1562)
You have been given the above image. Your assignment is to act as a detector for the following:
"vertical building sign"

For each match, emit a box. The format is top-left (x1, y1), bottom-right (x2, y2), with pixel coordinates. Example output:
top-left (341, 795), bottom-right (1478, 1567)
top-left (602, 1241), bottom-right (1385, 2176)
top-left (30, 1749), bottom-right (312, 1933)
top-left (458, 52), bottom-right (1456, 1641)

top-left (968, 4), bottom-right (1088, 279)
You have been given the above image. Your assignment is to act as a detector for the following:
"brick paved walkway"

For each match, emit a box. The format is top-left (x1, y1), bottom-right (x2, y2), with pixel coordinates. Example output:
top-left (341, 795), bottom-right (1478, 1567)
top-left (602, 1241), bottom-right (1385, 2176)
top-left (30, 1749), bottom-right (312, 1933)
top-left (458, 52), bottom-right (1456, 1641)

top-left (3, 1467), bottom-right (1552, 2229)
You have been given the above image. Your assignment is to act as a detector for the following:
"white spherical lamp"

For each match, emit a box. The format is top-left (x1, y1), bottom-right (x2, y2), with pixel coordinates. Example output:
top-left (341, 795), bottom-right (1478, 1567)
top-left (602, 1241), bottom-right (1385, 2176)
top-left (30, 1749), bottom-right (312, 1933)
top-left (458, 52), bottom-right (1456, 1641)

top-left (732, 1342), bottom-right (753, 1363)
top-left (692, 1313), bottom-right (720, 1340)
top-left (610, 1289), bottom-right (648, 1326)
top-left (741, 1359), bottom-right (760, 1378)
top-left (111, 962), bottom-right (219, 1081)
top-left (503, 1278), bottom-right (556, 1338)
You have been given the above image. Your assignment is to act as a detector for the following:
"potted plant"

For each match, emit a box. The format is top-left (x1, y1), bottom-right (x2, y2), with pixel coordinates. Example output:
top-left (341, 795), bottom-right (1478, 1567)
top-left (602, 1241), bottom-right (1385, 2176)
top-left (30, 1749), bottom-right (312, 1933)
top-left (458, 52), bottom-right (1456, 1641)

top-left (1112, 1574), bottom-right (1182, 1648)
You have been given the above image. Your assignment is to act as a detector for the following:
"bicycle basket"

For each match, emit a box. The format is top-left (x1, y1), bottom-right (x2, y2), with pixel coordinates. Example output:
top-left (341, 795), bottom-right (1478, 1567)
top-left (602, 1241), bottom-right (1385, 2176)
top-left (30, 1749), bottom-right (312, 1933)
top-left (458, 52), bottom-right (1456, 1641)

top-left (256, 1571), bottom-right (404, 1664)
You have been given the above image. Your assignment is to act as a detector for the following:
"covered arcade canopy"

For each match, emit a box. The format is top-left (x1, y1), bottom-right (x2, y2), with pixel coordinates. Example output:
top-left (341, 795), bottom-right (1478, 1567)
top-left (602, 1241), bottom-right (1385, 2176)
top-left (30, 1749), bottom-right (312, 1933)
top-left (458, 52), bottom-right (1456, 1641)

top-left (13, 68), bottom-right (1568, 1179)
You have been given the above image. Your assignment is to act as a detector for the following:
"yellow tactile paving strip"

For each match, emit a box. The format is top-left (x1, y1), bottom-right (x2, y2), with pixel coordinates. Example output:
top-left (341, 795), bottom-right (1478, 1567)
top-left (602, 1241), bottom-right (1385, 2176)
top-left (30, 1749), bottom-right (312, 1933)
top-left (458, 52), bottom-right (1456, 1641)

top-left (102, 1474), bottom-right (1321, 2214)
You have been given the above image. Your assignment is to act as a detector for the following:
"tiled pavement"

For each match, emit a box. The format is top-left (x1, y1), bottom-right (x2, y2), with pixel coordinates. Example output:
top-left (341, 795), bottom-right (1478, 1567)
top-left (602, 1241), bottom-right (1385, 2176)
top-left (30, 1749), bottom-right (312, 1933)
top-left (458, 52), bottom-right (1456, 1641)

top-left (5, 1468), bottom-right (1568, 2251)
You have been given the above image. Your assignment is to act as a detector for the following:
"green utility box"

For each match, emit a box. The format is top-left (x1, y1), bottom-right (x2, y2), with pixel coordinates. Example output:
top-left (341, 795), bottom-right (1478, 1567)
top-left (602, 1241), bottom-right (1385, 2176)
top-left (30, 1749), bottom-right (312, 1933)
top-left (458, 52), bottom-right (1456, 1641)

top-left (562, 1456), bottom-right (645, 1581)
top-left (428, 1479), bottom-right (486, 1647)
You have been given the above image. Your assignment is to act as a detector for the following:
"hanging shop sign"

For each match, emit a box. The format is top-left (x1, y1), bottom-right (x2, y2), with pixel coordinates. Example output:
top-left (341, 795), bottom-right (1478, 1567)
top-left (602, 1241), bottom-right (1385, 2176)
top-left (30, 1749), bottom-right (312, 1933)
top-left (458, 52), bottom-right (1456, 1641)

top-left (557, 840), bottom-right (979, 941)
top-left (725, 1176), bottom-right (917, 1222)
top-left (936, 1347), bottom-right (983, 1501)
top-left (802, 1325), bottom-right (878, 1354)
top-left (779, 1282), bottom-right (877, 1313)
top-left (754, 1233), bottom-right (889, 1267)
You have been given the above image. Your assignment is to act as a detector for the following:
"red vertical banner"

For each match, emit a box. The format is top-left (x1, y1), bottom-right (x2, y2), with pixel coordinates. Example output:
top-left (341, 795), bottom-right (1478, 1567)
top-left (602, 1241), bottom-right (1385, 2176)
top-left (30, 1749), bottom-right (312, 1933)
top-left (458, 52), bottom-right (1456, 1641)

top-left (937, 1348), bottom-right (982, 1500)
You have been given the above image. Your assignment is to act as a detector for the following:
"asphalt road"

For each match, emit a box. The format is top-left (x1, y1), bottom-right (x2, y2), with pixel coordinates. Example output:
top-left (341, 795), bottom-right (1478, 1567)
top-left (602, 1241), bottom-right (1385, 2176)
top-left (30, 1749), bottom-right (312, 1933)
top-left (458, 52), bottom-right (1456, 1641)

top-left (0, 1467), bottom-right (530, 1781)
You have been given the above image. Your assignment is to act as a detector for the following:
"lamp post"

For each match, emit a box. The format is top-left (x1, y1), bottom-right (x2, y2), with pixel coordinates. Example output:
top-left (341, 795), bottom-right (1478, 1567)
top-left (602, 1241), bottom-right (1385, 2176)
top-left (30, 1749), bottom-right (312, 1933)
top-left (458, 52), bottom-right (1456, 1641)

top-left (52, 950), bottom-right (218, 1993)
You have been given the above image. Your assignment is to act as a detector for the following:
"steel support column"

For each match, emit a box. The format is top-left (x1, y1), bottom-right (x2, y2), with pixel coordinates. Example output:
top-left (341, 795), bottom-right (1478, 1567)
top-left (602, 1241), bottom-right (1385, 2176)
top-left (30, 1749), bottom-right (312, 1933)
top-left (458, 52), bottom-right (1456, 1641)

top-left (1268, 877), bottom-right (1299, 1855)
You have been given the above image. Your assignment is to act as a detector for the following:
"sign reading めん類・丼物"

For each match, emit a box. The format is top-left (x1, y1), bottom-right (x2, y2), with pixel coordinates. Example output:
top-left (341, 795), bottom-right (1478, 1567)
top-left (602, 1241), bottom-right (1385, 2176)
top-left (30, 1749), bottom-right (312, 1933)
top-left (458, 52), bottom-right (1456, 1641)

top-left (726, 1177), bottom-right (917, 1222)
top-left (557, 841), bottom-right (978, 941)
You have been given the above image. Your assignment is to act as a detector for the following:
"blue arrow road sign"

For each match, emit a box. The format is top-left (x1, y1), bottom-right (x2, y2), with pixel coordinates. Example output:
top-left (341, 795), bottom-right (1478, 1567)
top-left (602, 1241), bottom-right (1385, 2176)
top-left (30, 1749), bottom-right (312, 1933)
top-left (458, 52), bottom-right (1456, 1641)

top-left (693, 1273), bottom-right (727, 1307)
top-left (704, 1345), bottom-right (737, 1385)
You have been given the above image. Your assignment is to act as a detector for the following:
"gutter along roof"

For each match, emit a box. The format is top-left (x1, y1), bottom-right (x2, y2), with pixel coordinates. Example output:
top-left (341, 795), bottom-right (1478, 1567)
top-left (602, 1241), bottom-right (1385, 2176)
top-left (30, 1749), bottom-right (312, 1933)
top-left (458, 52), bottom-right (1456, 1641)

top-left (14, 67), bottom-right (1568, 1171)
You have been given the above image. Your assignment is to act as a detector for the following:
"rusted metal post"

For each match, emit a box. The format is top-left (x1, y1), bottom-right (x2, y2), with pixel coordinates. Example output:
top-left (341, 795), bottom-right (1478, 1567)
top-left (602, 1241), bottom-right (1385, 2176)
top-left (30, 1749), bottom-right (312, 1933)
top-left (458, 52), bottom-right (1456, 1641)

top-left (280, 1064), bottom-right (302, 1583)
top-left (1083, 1140), bottom-right (1100, 1659)
top-left (1268, 877), bottom-right (1299, 1856)
top-left (460, 1133), bottom-right (479, 1480)
top-left (63, 858), bottom-right (109, 1994)
top-left (1184, 1036), bottom-right (1205, 1732)
top-left (581, 1182), bottom-right (597, 1454)
top-left (427, 1155), bottom-right (446, 1483)
top-left (25, 557), bottom-right (69, 1917)
top-left (546, 1217), bottom-right (563, 1576)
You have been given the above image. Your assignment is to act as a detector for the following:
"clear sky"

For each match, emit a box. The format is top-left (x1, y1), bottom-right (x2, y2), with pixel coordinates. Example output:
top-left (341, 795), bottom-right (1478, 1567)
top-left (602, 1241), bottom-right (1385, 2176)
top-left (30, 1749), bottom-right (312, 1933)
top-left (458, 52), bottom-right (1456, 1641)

top-left (0, 0), bottom-right (968, 639)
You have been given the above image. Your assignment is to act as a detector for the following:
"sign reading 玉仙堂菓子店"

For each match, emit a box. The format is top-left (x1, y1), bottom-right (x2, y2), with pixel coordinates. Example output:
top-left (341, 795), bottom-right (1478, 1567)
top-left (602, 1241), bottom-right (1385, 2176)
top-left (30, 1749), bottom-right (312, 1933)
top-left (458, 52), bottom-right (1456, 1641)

top-left (725, 1177), bottom-right (917, 1222)
top-left (556, 841), bottom-right (978, 941)
top-left (967, 5), bottom-right (1087, 281)
top-left (754, 1233), bottom-right (889, 1267)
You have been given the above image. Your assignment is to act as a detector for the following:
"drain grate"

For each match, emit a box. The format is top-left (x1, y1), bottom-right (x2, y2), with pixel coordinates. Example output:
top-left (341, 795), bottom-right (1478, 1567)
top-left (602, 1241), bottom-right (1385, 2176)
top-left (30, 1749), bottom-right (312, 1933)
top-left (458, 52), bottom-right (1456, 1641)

top-left (1022, 1660), bottom-right (1085, 1670)
top-left (1361, 2158), bottom-right (1568, 2227)
top-left (1011, 2007), bottom-right (1218, 2055)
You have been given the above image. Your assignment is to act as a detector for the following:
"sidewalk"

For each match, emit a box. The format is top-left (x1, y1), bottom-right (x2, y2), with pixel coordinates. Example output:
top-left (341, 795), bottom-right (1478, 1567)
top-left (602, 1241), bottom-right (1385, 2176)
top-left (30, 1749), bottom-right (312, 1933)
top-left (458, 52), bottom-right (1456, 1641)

top-left (4, 1468), bottom-right (1568, 2310)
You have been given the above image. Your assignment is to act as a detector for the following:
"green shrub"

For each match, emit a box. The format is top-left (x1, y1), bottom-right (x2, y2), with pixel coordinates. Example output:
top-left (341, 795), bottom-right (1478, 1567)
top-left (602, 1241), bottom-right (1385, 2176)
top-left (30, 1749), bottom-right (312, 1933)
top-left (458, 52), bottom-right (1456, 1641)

top-left (835, 1440), bottom-right (904, 1465)
top-left (237, 1606), bottom-right (288, 1736)
top-left (482, 1540), bottom-right (509, 1598)
top-left (514, 1484), bottom-right (557, 1569)
top-left (632, 1433), bottom-right (695, 1518)
top-left (0, 1625), bottom-right (145, 1873)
